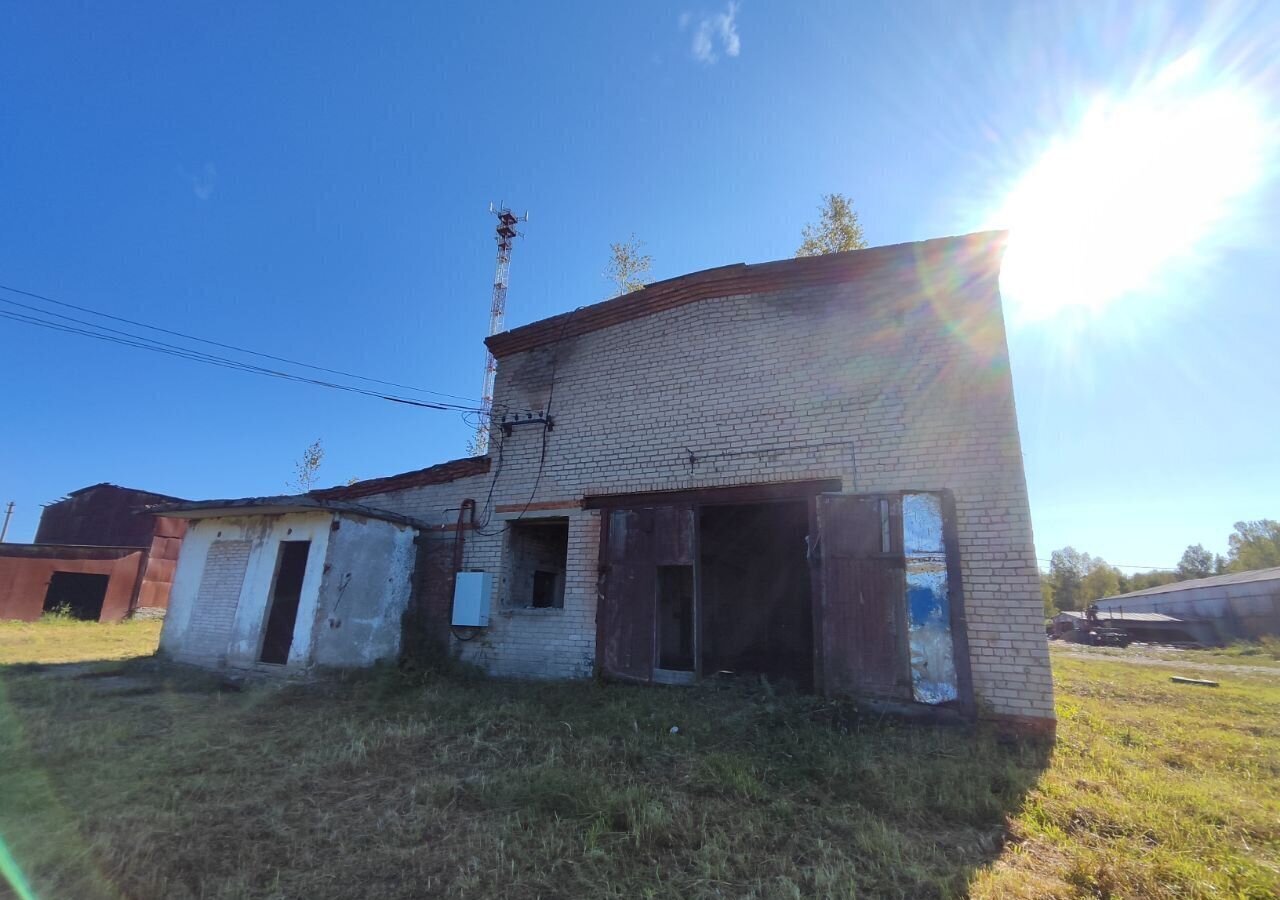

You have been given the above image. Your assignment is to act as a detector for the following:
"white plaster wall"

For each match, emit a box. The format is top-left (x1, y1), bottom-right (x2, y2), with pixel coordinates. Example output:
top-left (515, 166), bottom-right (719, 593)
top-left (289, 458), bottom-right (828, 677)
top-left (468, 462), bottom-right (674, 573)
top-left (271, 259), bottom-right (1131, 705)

top-left (311, 515), bottom-right (418, 667)
top-left (159, 512), bottom-right (332, 668)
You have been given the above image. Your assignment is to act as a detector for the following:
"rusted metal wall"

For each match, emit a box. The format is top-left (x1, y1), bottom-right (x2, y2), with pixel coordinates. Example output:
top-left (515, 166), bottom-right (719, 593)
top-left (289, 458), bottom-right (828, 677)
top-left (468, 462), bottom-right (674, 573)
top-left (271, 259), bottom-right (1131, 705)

top-left (0, 545), bottom-right (146, 621)
top-left (35, 484), bottom-right (178, 548)
top-left (133, 516), bottom-right (188, 612)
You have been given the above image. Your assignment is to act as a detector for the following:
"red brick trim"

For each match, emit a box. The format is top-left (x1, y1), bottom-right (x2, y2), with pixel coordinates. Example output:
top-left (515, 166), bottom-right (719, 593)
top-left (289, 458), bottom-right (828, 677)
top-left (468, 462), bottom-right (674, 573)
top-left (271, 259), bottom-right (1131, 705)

top-left (311, 456), bottom-right (490, 501)
top-left (493, 499), bottom-right (582, 514)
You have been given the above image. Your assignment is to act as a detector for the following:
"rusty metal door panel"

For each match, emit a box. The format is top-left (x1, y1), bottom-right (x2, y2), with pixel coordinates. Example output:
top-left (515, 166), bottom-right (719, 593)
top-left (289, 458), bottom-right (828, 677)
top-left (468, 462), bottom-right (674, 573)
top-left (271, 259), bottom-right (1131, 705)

top-left (601, 507), bottom-right (656, 682)
top-left (599, 504), bottom-right (695, 682)
top-left (603, 561), bottom-right (657, 680)
top-left (817, 494), bottom-right (909, 699)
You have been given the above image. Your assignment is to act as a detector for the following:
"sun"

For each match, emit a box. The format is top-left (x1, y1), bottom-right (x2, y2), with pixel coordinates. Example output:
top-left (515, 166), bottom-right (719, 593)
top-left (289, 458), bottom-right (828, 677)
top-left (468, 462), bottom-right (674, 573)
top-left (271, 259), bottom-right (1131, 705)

top-left (996, 54), bottom-right (1271, 322)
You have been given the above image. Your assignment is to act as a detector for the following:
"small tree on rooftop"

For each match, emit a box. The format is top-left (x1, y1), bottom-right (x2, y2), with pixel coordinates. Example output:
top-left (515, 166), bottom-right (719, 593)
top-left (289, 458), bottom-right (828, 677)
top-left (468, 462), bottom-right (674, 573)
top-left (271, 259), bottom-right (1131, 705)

top-left (288, 438), bottom-right (325, 493)
top-left (796, 193), bottom-right (868, 257)
top-left (605, 234), bottom-right (652, 295)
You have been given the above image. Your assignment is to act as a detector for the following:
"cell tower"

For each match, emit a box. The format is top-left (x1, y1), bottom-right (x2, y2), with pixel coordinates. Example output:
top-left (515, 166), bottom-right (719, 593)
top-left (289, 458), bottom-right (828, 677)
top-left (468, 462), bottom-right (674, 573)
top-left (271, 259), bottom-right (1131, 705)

top-left (475, 203), bottom-right (527, 453)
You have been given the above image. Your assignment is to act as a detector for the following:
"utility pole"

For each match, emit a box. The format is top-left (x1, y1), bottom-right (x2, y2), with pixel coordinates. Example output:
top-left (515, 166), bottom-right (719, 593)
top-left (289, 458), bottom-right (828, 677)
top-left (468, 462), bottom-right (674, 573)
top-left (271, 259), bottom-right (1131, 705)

top-left (0, 501), bottom-right (13, 543)
top-left (475, 203), bottom-right (528, 454)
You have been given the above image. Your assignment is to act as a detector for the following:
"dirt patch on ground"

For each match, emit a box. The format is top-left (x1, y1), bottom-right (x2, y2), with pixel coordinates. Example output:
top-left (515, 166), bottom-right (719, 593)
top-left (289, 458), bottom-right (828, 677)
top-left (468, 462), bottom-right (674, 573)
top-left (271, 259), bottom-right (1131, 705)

top-left (1052, 642), bottom-right (1280, 679)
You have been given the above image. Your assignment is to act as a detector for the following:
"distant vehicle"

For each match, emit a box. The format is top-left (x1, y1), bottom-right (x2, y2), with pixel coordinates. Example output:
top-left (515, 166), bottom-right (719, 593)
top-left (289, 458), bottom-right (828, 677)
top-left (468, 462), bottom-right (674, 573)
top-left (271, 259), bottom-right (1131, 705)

top-left (1082, 604), bottom-right (1131, 648)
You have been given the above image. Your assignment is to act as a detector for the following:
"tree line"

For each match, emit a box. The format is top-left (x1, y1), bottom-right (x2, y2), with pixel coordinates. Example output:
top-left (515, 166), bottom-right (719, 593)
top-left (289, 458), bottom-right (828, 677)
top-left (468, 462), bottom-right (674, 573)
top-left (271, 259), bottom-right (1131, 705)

top-left (1043, 519), bottom-right (1280, 615)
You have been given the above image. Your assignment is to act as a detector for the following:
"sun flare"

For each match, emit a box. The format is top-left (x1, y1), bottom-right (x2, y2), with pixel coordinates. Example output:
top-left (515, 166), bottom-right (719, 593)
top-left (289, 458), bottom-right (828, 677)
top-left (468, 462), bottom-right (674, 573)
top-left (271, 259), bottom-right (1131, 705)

top-left (997, 55), bottom-right (1271, 322)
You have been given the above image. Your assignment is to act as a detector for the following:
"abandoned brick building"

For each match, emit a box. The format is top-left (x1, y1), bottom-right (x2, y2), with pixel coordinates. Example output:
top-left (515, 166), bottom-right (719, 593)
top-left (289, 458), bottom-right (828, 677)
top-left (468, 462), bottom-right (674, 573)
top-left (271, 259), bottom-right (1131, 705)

top-left (159, 231), bottom-right (1054, 731)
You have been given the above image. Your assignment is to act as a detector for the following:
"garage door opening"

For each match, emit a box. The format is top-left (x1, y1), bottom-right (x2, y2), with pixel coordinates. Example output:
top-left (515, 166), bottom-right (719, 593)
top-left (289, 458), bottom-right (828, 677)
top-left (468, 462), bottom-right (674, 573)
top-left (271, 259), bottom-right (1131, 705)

top-left (43, 572), bottom-right (110, 621)
top-left (699, 502), bottom-right (813, 687)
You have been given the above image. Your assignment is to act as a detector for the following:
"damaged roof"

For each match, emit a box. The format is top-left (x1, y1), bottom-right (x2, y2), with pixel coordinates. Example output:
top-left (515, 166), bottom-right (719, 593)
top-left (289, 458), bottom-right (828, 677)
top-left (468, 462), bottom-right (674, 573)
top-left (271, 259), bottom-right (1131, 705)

top-left (151, 495), bottom-right (428, 529)
top-left (1056, 610), bottom-right (1190, 623)
top-left (486, 230), bottom-right (1007, 358)
top-left (310, 455), bottom-right (490, 501)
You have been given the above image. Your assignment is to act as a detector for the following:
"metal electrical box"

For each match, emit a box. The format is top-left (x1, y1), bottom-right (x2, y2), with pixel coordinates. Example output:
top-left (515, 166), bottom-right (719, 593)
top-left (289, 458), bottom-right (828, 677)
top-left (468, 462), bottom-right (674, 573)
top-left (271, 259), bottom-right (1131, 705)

top-left (451, 571), bottom-right (492, 627)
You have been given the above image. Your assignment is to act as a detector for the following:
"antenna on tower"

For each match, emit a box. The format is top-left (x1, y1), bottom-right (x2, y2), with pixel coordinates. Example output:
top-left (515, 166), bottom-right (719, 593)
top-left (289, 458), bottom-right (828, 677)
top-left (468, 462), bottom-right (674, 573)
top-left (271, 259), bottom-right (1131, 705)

top-left (475, 202), bottom-right (528, 453)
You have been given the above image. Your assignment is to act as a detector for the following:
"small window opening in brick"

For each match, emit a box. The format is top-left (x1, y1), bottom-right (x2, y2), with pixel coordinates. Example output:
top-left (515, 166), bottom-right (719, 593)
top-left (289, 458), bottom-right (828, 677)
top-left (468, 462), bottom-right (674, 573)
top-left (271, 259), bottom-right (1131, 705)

top-left (506, 519), bottom-right (569, 609)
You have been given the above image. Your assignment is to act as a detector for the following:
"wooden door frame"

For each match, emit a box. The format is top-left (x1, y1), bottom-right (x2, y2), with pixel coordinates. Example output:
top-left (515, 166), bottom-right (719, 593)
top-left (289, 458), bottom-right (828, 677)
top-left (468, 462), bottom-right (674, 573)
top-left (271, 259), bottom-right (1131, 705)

top-left (813, 488), bottom-right (976, 714)
top-left (593, 479), bottom-right (841, 684)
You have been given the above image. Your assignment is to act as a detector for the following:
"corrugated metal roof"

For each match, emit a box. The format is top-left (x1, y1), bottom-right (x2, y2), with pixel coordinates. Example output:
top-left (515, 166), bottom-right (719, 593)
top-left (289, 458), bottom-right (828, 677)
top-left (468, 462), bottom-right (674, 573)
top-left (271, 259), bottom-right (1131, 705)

top-left (486, 231), bottom-right (1007, 358)
top-left (1098, 566), bottom-right (1280, 602)
top-left (1057, 610), bottom-right (1188, 623)
top-left (309, 456), bottom-right (490, 501)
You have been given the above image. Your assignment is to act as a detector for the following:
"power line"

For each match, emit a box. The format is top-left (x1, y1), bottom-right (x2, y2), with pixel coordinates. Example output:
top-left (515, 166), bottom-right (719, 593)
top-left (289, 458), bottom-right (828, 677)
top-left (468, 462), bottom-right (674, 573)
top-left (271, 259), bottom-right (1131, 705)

top-left (0, 281), bottom-right (484, 405)
top-left (1034, 560), bottom-right (1172, 573)
top-left (0, 305), bottom-right (485, 413)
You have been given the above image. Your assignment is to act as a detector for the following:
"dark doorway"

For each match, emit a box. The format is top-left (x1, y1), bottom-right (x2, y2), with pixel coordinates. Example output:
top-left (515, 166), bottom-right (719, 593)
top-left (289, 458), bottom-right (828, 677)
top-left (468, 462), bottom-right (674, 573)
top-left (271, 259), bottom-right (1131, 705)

top-left (657, 565), bottom-right (695, 671)
top-left (43, 572), bottom-right (110, 621)
top-left (260, 541), bottom-right (311, 665)
top-left (699, 502), bottom-right (813, 686)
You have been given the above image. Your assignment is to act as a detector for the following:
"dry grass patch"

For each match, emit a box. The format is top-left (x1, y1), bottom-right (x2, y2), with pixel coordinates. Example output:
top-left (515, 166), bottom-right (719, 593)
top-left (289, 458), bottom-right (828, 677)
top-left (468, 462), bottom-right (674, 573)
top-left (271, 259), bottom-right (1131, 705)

top-left (0, 621), bottom-right (1277, 899)
top-left (0, 615), bottom-right (160, 665)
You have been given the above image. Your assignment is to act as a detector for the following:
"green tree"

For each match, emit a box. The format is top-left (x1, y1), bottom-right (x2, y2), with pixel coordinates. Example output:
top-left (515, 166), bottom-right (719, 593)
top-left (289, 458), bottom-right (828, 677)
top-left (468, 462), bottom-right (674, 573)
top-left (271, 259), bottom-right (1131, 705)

top-left (1048, 547), bottom-right (1089, 611)
top-left (1226, 519), bottom-right (1280, 572)
top-left (796, 193), bottom-right (868, 257)
top-left (605, 234), bottom-right (652, 295)
top-left (1081, 559), bottom-right (1122, 603)
top-left (288, 438), bottom-right (324, 493)
top-left (1041, 575), bottom-right (1057, 617)
top-left (1127, 569), bottom-right (1180, 592)
top-left (1177, 543), bottom-right (1215, 580)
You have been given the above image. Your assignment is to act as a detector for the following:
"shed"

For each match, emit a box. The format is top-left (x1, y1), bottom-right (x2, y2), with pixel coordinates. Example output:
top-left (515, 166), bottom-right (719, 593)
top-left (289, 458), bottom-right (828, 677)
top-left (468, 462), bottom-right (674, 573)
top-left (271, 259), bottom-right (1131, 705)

top-left (155, 496), bottom-right (424, 670)
top-left (1095, 567), bottom-right (1280, 643)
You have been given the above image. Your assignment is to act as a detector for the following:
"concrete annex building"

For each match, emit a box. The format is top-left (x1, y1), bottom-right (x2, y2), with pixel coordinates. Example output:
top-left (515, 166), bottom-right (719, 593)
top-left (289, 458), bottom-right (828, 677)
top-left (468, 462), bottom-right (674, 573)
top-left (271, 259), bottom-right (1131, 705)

top-left (159, 232), bottom-right (1055, 732)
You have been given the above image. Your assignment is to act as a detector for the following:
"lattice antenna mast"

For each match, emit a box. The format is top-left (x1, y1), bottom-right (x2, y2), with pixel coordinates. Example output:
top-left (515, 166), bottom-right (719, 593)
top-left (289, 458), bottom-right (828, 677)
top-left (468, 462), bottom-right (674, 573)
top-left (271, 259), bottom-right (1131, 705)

top-left (476, 203), bottom-right (527, 453)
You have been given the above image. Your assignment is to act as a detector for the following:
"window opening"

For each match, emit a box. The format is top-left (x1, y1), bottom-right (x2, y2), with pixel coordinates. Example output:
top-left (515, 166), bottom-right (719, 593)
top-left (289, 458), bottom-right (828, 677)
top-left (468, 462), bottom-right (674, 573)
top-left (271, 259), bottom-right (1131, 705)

top-left (506, 518), bottom-right (569, 609)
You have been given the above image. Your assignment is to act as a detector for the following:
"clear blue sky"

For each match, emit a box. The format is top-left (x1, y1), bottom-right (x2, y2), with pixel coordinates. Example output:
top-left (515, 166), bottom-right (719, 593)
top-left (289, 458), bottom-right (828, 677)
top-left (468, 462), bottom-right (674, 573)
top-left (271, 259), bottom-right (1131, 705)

top-left (2, 2), bottom-right (1277, 572)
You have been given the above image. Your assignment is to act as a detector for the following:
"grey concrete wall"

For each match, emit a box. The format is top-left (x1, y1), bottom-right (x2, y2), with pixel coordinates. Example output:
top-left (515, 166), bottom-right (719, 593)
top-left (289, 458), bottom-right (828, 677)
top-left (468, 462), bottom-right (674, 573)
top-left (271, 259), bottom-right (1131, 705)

top-left (311, 515), bottom-right (417, 667)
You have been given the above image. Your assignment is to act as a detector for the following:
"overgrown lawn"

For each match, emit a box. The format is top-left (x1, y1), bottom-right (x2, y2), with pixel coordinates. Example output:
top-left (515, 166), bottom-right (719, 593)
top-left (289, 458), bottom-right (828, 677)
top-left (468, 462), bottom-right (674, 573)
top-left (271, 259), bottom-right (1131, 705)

top-left (0, 621), bottom-right (1276, 899)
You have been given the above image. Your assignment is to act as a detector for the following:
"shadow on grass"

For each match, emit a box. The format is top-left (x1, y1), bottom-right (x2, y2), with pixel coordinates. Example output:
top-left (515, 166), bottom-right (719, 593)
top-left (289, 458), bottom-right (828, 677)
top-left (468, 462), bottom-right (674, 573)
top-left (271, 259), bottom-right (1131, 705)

top-left (1, 658), bottom-right (1053, 900)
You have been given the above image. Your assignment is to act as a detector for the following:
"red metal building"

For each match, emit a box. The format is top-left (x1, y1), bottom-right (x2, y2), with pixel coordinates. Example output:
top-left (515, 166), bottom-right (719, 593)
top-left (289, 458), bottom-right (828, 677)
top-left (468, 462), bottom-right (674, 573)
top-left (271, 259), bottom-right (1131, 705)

top-left (0, 484), bottom-right (187, 622)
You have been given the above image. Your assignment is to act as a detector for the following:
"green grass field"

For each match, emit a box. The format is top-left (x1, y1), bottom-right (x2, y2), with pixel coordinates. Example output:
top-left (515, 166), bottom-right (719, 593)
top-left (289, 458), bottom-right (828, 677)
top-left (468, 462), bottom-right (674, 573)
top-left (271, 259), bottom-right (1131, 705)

top-left (0, 619), bottom-right (1276, 899)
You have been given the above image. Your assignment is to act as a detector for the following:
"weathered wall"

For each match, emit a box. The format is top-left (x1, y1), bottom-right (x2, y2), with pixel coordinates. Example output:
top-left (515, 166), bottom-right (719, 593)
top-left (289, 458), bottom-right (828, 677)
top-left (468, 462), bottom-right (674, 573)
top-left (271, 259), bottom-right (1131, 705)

top-left (0, 546), bottom-right (145, 621)
top-left (310, 515), bottom-right (417, 667)
top-left (35, 484), bottom-right (176, 548)
top-left (161, 513), bottom-right (332, 668)
top-left (133, 516), bottom-right (187, 614)
top-left (348, 241), bottom-right (1051, 722)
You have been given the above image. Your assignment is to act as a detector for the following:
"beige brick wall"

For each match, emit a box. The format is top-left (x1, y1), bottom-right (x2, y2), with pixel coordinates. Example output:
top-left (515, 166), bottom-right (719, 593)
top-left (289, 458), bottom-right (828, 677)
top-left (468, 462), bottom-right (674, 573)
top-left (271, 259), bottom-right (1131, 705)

top-left (364, 258), bottom-right (1053, 720)
top-left (182, 540), bottom-right (250, 663)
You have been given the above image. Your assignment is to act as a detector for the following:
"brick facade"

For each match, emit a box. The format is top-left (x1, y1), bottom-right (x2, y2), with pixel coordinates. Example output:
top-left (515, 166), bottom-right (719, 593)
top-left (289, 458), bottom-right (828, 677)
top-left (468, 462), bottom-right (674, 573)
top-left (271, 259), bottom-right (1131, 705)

top-left (182, 540), bottom-right (250, 663)
top-left (348, 233), bottom-right (1052, 721)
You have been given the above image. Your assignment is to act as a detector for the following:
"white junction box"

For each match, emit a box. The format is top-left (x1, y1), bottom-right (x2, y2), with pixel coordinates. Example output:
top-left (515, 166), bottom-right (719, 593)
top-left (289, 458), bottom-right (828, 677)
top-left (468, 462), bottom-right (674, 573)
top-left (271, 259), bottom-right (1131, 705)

top-left (451, 571), bottom-right (492, 627)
